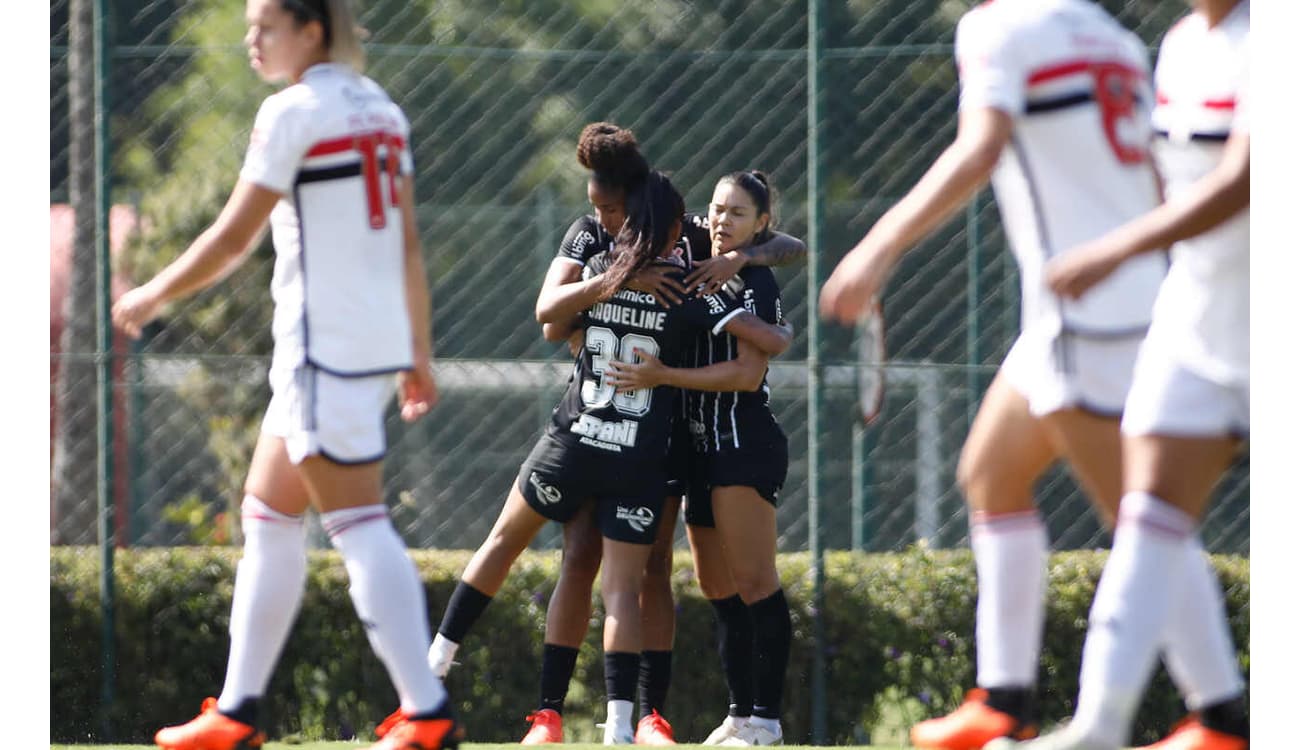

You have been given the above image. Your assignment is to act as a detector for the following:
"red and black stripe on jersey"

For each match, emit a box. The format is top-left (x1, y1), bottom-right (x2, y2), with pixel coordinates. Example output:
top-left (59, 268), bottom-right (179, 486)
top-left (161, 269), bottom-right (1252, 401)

top-left (684, 266), bottom-right (785, 452)
top-left (543, 252), bottom-right (745, 473)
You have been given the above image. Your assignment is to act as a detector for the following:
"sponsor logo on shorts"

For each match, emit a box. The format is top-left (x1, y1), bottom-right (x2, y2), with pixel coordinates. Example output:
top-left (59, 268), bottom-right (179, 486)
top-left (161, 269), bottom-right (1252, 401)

top-left (529, 472), bottom-right (562, 506)
top-left (616, 505), bottom-right (656, 533)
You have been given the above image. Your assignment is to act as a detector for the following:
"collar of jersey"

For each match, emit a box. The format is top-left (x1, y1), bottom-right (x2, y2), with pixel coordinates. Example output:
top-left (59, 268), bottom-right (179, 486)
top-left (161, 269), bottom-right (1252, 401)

top-left (302, 62), bottom-right (352, 79)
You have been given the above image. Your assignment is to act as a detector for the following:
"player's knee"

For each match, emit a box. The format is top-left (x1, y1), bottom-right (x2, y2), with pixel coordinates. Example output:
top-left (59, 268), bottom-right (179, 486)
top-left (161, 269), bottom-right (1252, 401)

top-left (731, 567), bottom-right (779, 604)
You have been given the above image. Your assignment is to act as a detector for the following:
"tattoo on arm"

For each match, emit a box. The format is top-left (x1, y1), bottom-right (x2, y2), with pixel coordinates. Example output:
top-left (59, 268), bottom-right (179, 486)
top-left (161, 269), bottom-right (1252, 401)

top-left (740, 232), bottom-right (807, 267)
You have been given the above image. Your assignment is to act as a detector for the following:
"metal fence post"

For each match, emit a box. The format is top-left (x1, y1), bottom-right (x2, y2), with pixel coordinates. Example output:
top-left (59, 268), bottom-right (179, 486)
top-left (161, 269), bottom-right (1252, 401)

top-left (94, 0), bottom-right (116, 737)
top-left (805, 0), bottom-right (827, 742)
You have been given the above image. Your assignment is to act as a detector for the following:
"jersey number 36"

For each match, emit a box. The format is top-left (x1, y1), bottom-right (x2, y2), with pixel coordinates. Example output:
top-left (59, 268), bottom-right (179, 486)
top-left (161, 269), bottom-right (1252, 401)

top-left (581, 326), bottom-right (661, 417)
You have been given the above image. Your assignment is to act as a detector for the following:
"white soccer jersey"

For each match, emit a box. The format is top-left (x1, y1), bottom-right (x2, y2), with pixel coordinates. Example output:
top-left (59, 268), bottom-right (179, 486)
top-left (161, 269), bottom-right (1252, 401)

top-left (1146, 1), bottom-right (1250, 386)
top-left (956, 0), bottom-right (1167, 339)
top-left (241, 63), bottom-right (416, 376)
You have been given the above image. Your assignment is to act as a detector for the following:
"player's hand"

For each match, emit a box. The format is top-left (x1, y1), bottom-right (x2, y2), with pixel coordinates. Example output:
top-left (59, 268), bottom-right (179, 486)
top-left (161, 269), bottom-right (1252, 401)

top-left (112, 283), bottom-right (165, 339)
top-left (685, 251), bottom-right (746, 296)
top-left (627, 265), bottom-right (690, 306)
top-left (819, 243), bottom-right (896, 325)
top-left (1045, 241), bottom-right (1126, 300)
top-left (397, 361), bottom-right (439, 422)
top-left (605, 348), bottom-right (666, 392)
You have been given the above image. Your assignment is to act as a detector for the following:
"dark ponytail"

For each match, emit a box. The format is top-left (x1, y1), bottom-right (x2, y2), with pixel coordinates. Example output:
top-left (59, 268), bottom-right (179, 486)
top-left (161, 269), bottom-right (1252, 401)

top-left (598, 171), bottom-right (685, 299)
top-left (577, 122), bottom-right (651, 193)
top-left (719, 170), bottom-right (777, 243)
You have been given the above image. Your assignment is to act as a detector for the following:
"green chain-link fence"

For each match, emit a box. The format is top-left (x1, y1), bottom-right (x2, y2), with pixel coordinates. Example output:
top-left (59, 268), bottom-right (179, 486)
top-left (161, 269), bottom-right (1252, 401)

top-left (50, 0), bottom-right (1248, 554)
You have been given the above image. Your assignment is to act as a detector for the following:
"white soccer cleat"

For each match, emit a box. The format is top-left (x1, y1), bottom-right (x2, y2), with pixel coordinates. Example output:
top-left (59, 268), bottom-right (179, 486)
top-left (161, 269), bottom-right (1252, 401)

top-left (427, 633), bottom-right (459, 680)
top-left (703, 716), bottom-right (750, 745)
top-left (983, 725), bottom-right (1117, 750)
top-left (720, 721), bottom-right (782, 746)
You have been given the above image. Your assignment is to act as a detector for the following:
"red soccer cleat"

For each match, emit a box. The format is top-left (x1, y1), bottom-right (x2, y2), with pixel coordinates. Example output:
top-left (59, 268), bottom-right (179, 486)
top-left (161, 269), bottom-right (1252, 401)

top-left (520, 708), bottom-right (563, 745)
top-left (1135, 716), bottom-right (1247, 750)
top-left (634, 710), bottom-right (677, 745)
top-left (910, 689), bottom-right (1037, 750)
top-left (375, 708), bottom-right (404, 739)
top-left (367, 714), bottom-right (462, 750)
top-left (154, 697), bottom-right (266, 750)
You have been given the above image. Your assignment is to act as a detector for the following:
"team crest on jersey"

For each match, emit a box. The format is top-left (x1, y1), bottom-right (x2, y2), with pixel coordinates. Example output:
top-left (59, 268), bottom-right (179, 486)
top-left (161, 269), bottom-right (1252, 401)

top-left (616, 505), bottom-right (656, 533)
top-left (529, 472), bottom-right (563, 505)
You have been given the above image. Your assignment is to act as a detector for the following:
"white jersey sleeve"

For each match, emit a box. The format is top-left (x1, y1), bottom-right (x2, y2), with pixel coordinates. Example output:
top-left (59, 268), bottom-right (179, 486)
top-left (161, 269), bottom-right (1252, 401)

top-left (955, 8), bottom-right (1026, 115)
top-left (241, 95), bottom-right (311, 195)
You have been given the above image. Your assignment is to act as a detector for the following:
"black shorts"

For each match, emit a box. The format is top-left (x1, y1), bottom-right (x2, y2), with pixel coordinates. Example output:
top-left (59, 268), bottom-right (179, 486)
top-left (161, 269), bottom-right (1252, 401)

top-left (683, 433), bottom-right (788, 528)
top-left (517, 434), bottom-right (667, 545)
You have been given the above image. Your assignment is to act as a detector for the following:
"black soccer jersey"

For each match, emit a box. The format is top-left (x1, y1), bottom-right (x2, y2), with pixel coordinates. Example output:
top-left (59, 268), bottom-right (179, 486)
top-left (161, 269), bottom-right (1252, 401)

top-left (684, 265), bottom-right (785, 452)
top-left (543, 251), bottom-right (746, 473)
top-left (679, 212), bottom-right (712, 264)
top-left (559, 212), bottom-right (711, 267)
top-left (556, 214), bottom-right (615, 266)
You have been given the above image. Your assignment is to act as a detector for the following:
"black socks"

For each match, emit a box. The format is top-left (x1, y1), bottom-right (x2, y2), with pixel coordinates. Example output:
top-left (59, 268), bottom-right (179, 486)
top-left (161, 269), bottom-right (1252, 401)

top-left (438, 581), bottom-right (493, 643)
top-left (710, 594), bottom-right (755, 717)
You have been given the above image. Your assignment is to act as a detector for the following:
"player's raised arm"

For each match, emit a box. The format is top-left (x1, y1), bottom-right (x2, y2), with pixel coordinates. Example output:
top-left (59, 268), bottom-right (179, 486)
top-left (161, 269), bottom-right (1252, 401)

top-left (818, 106), bottom-right (1012, 325)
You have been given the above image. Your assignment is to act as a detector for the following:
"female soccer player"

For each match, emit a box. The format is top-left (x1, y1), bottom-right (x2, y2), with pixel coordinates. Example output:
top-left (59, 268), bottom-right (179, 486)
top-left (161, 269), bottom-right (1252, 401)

top-left (426, 167), bottom-right (793, 745)
top-left (111, 2), bottom-right (457, 750)
top-left (607, 170), bottom-right (794, 747)
top-left (430, 123), bottom-right (803, 746)
top-left (819, 0), bottom-right (1171, 746)
top-left (989, 2), bottom-right (1250, 749)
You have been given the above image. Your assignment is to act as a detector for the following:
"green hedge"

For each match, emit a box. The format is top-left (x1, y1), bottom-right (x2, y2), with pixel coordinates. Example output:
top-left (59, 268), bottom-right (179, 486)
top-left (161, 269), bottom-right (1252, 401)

top-left (51, 547), bottom-right (1248, 745)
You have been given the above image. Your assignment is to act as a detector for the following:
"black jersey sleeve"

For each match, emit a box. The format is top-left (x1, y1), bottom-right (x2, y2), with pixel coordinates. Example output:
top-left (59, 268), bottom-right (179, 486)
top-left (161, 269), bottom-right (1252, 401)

top-left (732, 267), bottom-right (784, 325)
top-left (557, 215), bottom-right (608, 266)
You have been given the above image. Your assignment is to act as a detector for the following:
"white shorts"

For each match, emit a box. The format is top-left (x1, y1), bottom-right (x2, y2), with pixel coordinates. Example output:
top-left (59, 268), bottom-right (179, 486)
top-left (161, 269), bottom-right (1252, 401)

top-left (1001, 329), bottom-right (1143, 418)
top-left (1121, 342), bottom-right (1250, 438)
top-left (261, 364), bottom-right (396, 464)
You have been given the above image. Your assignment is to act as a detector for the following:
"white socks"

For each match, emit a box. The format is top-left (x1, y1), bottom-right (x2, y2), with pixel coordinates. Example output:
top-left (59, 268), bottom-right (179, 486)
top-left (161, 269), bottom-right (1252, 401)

top-left (428, 632), bottom-right (460, 679)
top-left (1161, 539), bottom-right (1246, 709)
top-left (323, 505), bottom-right (448, 716)
top-left (604, 699), bottom-right (635, 744)
top-left (970, 510), bottom-right (1049, 688)
top-left (218, 496), bottom-right (308, 713)
top-left (1073, 492), bottom-right (1196, 748)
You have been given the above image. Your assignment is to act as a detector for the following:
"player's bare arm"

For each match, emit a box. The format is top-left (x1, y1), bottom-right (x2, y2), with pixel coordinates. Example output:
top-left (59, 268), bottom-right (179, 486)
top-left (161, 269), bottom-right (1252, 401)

top-left (607, 338), bottom-right (770, 393)
top-left (112, 179), bottom-right (280, 339)
top-left (723, 310), bottom-right (793, 357)
top-left (1047, 130), bottom-right (1250, 300)
top-left (535, 258), bottom-right (611, 325)
top-left (686, 231), bottom-right (806, 295)
top-left (536, 258), bottom-right (691, 327)
top-left (819, 107), bottom-right (1012, 324)
top-left (396, 172), bottom-right (439, 422)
